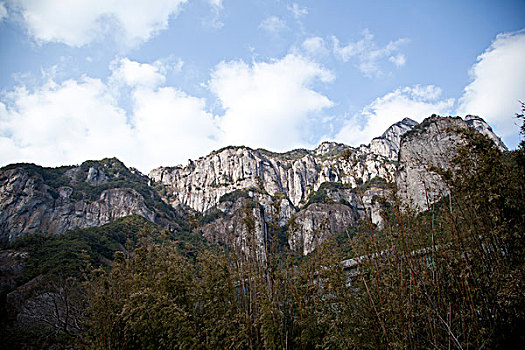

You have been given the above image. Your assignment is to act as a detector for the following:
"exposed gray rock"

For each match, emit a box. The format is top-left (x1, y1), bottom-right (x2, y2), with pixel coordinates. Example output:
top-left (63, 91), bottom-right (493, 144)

top-left (464, 115), bottom-right (507, 151)
top-left (396, 115), bottom-right (505, 210)
top-left (0, 159), bottom-right (179, 241)
top-left (201, 196), bottom-right (269, 260)
top-left (149, 133), bottom-right (402, 214)
top-left (360, 117), bottom-right (418, 161)
top-left (0, 167), bottom-right (156, 240)
top-left (288, 203), bottom-right (359, 255)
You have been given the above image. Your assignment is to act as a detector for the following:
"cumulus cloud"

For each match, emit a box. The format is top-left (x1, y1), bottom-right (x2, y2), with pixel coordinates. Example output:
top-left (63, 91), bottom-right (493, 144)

top-left (302, 37), bottom-right (329, 57)
top-left (0, 59), bottom-right (218, 172)
top-left (110, 58), bottom-right (166, 89)
top-left (336, 85), bottom-right (454, 146)
top-left (259, 16), bottom-right (287, 34)
top-left (0, 2), bottom-right (7, 22)
top-left (0, 55), bottom-right (336, 171)
top-left (14, 0), bottom-right (187, 47)
top-left (332, 29), bottom-right (409, 77)
top-left (0, 77), bottom-right (134, 167)
top-left (208, 54), bottom-right (335, 151)
top-left (457, 30), bottom-right (525, 148)
top-left (288, 3), bottom-right (308, 19)
top-left (131, 87), bottom-right (219, 169)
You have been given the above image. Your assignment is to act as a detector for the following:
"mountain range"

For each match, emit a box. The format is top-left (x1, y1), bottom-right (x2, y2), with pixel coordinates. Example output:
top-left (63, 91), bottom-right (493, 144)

top-left (0, 114), bottom-right (506, 255)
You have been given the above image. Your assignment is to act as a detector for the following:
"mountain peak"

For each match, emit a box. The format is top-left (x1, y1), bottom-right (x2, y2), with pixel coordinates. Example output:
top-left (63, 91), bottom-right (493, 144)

top-left (464, 115), bottom-right (507, 151)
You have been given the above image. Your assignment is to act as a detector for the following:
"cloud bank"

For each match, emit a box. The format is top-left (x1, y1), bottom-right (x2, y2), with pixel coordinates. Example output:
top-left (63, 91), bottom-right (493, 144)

top-left (0, 55), bottom-right (335, 172)
top-left (336, 85), bottom-right (454, 145)
top-left (209, 54), bottom-right (334, 150)
top-left (13, 0), bottom-right (187, 47)
top-left (457, 30), bottom-right (525, 145)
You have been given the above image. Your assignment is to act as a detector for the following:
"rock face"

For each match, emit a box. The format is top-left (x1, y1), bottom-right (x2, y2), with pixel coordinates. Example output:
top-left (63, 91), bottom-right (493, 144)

top-left (0, 115), bottom-right (506, 255)
top-left (150, 119), bottom-right (417, 255)
top-left (396, 115), bottom-right (506, 210)
top-left (361, 117), bottom-right (419, 161)
top-left (288, 203), bottom-right (359, 255)
top-left (149, 118), bottom-right (413, 214)
top-left (0, 158), bottom-right (181, 241)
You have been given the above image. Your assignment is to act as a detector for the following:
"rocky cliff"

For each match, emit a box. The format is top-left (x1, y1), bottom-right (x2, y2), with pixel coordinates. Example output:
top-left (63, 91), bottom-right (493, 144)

top-left (0, 115), bottom-right (506, 255)
top-left (396, 115), bottom-right (507, 210)
top-left (150, 115), bottom-right (504, 255)
top-left (0, 158), bottom-right (183, 241)
top-left (149, 118), bottom-right (418, 213)
top-left (149, 118), bottom-right (417, 255)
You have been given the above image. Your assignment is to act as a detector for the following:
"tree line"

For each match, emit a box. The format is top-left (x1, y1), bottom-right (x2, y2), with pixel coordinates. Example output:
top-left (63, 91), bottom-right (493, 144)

top-left (2, 112), bottom-right (524, 349)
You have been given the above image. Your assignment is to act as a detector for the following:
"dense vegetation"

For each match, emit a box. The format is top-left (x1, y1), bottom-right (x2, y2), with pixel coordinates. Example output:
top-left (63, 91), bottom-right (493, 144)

top-left (1, 114), bottom-right (524, 349)
top-left (0, 216), bottom-right (208, 348)
top-left (86, 115), bottom-right (524, 349)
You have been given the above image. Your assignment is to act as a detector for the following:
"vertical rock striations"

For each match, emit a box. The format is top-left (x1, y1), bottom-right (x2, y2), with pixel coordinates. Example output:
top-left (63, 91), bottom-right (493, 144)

top-left (0, 115), bottom-right (506, 255)
top-left (0, 158), bottom-right (182, 241)
top-left (396, 115), bottom-right (506, 210)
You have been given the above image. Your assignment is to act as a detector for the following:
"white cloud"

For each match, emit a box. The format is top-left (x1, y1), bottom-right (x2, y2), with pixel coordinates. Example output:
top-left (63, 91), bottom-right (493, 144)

top-left (259, 16), bottom-right (287, 34)
top-left (302, 37), bottom-right (328, 57)
top-left (131, 87), bottom-right (219, 169)
top-left (389, 53), bottom-right (406, 67)
top-left (204, 0), bottom-right (224, 29)
top-left (0, 77), bottom-right (135, 167)
top-left (0, 55), bottom-right (337, 172)
top-left (110, 58), bottom-right (166, 89)
top-left (0, 59), bottom-right (219, 172)
top-left (457, 30), bottom-right (525, 148)
top-left (288, 3), bottom-right (308, 19)
top-left (15, 0), bottom-right (187, 47)
top-left (336, 85), bottom-right (454, 146)
top-left (0, 2), bottom-right (7, 22)
top-left (207, 0), bottom-right (222, 7)
top-left (332, 29), bottom-right (409, 77)
top-left (208, 54), bottom-right (334, 150)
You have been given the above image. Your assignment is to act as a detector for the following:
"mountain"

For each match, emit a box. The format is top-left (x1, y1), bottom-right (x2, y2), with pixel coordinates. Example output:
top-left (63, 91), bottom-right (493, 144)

top-left (0, 115), bottom-right (506, 255)
top-left (396, 115), bottom-right (507, 210)
top-left (150, 114), bottom-right (504, 255)
top-left (0, 158), bottom-right (187, 242)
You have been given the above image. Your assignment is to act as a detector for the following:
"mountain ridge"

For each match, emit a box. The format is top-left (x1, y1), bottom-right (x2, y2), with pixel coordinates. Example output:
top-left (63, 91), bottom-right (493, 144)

top-left (0, 114), bottom-right (506, 255)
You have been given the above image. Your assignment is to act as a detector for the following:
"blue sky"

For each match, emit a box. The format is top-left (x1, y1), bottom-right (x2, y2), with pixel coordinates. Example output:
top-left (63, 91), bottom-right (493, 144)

top-left (0, 0), bottom-right (524, 172)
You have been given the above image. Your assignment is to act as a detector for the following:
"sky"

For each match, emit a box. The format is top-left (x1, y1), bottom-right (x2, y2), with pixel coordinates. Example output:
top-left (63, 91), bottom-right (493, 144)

top-left (0, 0), bottom-right (524, 173)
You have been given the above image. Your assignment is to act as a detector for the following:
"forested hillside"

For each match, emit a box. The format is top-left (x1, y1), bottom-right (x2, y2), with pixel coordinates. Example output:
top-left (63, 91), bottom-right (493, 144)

top-left (0, 113), bottom-right (523, 349)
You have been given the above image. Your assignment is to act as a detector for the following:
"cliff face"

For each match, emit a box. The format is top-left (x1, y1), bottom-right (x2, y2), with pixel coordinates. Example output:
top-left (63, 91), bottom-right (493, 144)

top-left (0, 158), bottom-right (182, 241)
top-left (149, 118), bottom-right (417, 214)
top-left (396, 115), bottom-right (506, 210)
top-left (150, 115), bottom-right (504, 255)
top-left (149, 118), bottom-right (417, 255)
top-left (0, 115), bottom-right (506, 255)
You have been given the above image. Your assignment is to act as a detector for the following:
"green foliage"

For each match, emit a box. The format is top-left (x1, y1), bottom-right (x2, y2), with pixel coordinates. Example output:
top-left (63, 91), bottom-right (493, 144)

top-left (358, 176), bottom-right (388, 192)
top-left (10, 215), bottom-right (164, 284)
top-left (304, 181), bottom-right (352, 208)
top-left (198, 208), bottom-right (224, 225)
top-left (218, 188), bottom-right (251, 203)
top-left (347, 124), bottom-right (525, 349)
